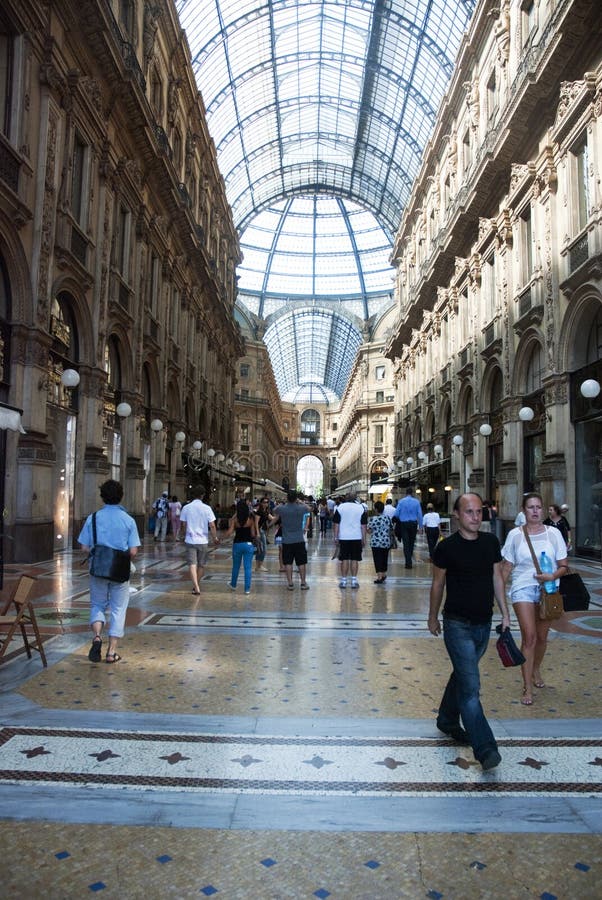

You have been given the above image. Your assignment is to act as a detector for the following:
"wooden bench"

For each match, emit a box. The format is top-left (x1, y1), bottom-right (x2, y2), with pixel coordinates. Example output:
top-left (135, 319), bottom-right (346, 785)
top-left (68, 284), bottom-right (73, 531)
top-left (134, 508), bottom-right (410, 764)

top-left (0, 575), bottom-right (47, 667)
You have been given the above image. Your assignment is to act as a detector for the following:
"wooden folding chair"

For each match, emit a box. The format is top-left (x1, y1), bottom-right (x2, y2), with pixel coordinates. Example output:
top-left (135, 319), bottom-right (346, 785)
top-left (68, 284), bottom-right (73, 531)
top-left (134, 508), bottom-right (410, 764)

top-left (0, 575), bottom-right (47, 667)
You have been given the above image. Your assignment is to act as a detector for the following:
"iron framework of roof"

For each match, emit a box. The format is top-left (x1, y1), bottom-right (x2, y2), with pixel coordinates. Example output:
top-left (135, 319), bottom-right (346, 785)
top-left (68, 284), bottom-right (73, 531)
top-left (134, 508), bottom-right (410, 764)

top-left (177, 0), bottom-right (476, 399)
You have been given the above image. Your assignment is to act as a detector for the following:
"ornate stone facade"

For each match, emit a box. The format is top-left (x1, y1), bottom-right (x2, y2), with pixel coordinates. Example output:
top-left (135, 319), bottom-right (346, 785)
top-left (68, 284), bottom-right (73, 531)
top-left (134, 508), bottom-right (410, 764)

top-left (0, 0), bottom-right (242, 560)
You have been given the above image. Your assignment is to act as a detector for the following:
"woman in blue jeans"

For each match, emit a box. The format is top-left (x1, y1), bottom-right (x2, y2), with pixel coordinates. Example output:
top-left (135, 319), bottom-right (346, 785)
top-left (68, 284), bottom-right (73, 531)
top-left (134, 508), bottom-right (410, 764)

top-left (224, 500), bottom-right (258, 594)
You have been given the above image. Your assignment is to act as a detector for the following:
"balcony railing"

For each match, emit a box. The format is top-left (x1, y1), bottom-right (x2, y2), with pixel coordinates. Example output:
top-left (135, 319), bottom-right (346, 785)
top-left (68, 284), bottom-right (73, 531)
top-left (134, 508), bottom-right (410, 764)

top-left (569, 233), bottom-right (589, 273)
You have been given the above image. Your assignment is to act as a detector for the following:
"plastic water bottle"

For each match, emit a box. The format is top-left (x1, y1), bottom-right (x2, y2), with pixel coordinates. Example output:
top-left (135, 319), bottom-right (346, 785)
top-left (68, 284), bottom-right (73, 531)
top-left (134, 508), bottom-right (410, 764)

top-left (540, 551), bottom-right (557, 592)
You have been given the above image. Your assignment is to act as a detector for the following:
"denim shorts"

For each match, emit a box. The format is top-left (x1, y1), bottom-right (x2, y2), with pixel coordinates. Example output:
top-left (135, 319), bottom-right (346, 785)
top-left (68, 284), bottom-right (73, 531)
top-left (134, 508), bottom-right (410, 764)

top-left (511, 584), bottom-right (541, 604)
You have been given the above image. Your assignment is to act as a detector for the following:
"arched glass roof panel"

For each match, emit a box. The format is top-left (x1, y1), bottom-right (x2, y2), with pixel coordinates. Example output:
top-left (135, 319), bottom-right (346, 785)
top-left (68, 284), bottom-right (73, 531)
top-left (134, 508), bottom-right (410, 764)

top-left (177, 0), bottom-right (476, 234)
top-left (264, 308), bottom-right (363, 402)
top-left (176, 0), bottom-right (476, 399)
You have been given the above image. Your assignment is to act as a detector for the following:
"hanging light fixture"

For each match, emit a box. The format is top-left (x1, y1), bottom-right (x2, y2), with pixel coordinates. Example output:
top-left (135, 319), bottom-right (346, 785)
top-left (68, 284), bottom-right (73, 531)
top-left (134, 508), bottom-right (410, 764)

top-left (518, 406), bottom-right (534, 421)
top-left (580, 379), bottom-right (601, 398)
top-left (479, 423), bottom-right (492, 436)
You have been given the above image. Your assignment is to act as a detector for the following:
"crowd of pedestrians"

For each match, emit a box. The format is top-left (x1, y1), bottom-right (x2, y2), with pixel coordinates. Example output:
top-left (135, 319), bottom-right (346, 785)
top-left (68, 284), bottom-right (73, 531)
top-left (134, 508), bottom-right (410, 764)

top-left (79, 479), bottom-right (578, 776)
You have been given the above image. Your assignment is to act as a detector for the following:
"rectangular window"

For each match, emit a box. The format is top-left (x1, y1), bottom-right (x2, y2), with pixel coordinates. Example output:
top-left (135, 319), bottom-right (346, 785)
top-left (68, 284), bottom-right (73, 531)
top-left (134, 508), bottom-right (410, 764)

top-left (149, 254), bottom-right (160, 317)
top-left (0, 27), bottom-right (12, 138)
top-left (117, 206), bottom-right (130, 279)
top-left (375, 390), bottom-right (384, 403)
top-left (482, 254), bottom-right (496, 321)
top-left (487, 71), bottom-right (497, 120)
top-left (462, 130), bottom-right (470, 173)
top-left (240, 388), bottom-right (249, 399)
top-left (171, 288), bottom-right (180, 338)
top-left (240, 364), bottom-right (250, 378)
top-left (374, 424), bottom-right (384, 445)
top-left (375, 365), bottom-right (385, 381)
top-left (520, 206), bottom-right (533, 282)
top-left (522, 0), bottom-right (536, 43)
top-left (71, 133), bottom-right (88, 226)
top-left (573, 136), bottom-right (589, 232)
top-left (240, 423), bottom-right (249, 444)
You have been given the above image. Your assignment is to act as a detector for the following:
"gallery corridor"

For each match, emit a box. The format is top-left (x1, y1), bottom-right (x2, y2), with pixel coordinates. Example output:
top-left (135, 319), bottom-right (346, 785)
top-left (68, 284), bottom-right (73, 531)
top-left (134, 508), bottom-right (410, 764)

top-left (0, 532), bottom-right (600, 898)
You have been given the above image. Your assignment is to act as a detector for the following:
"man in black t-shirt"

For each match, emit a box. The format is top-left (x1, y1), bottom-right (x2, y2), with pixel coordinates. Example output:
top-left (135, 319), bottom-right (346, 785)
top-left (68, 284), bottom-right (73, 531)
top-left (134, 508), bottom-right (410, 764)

top-left (428, 492), bottom-right (510, 772)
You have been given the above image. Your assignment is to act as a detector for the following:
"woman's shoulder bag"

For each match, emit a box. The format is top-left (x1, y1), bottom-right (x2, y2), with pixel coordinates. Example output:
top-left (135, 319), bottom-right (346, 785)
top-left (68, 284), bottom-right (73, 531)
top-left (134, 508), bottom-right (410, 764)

top-left (522, 527), bottom-right (564, 620)
top-left (88, 512), bottom-right (131, 583)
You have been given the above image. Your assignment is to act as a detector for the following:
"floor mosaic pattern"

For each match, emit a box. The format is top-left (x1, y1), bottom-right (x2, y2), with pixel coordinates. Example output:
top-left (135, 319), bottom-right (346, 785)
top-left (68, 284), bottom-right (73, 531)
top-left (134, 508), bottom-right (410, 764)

top-left (0, 532), bottom-right (600, 897)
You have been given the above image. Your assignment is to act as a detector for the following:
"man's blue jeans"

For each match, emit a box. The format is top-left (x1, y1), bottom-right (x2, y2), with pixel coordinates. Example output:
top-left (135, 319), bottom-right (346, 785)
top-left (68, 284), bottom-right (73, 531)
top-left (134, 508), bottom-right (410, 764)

top-left (438, 616), bottom-right (498, 762)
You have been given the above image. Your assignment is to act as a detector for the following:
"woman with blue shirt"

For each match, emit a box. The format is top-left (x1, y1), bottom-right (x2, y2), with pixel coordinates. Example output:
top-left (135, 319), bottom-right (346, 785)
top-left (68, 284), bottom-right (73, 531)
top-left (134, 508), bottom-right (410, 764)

top-left (78, 480), bottom-right (140, 664)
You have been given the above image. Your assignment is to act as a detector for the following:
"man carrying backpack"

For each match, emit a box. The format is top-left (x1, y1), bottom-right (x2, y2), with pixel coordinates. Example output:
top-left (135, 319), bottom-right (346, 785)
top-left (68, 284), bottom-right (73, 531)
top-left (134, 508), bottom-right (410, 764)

top-left (153, 490), bottom-right (170, 541)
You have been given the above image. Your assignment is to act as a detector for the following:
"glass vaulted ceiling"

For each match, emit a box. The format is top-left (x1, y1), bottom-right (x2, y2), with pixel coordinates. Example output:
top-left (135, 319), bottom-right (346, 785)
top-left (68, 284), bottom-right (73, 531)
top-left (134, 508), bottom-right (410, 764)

top-left (177, 0), bottom-right (476, 400)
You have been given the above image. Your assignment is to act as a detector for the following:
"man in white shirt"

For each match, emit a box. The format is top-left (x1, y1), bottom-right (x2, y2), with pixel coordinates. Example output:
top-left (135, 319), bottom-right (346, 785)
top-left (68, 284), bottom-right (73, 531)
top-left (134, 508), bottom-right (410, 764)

top-left (179, 487), bottom-right (219, 594)
top-left (332, 492), bottom-right (368, 588)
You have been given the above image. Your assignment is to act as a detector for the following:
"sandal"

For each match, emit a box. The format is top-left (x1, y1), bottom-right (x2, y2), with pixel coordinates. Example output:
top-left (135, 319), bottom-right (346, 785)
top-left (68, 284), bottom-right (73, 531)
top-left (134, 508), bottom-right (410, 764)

top-left (106, 652), bottom-right (122, 664)
top-left (520, 689), bottom-right (533, 706)
top-left (532, 680), bottom-right (545, 689)
top-left (88, 636), bottom-right (102, 662)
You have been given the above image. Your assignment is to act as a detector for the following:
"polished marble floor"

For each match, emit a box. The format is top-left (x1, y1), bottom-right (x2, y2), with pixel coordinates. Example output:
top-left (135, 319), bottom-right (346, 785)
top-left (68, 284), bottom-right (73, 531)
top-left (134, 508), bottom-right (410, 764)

top-left (1, 532), bottom-right (600, 898)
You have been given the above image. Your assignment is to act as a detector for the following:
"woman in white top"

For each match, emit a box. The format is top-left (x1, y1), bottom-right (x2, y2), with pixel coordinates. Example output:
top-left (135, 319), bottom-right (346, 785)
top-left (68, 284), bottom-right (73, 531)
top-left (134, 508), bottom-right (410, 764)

top-left (501, 492), bottom-right (568, 706)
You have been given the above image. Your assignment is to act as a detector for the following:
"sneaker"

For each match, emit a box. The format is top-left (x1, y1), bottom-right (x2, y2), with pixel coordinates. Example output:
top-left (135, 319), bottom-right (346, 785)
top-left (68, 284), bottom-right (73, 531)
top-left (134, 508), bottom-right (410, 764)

top-left (339, 578), bottom-right (347, 588)
top-left (228, 583), bottom-right (236, 590)
top-left (244, 590), bottom-right (250, 595)
top-left (351, 579), bottom-right (359, 589)
top-left (481, 749), bottom-right (502, 771)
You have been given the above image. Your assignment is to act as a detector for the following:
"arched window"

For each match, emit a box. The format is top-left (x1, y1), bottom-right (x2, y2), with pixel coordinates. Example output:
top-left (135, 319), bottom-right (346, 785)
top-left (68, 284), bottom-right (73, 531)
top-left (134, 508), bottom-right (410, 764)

top-left (300, 408), bottom-right (320, 445)
top-left (525, 343), bottom-right (544, 395)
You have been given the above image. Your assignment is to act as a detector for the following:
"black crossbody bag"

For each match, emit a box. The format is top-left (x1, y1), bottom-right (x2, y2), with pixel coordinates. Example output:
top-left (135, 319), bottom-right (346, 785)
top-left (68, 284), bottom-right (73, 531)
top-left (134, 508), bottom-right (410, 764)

top-left (88, 512), bottom-right (131, 583)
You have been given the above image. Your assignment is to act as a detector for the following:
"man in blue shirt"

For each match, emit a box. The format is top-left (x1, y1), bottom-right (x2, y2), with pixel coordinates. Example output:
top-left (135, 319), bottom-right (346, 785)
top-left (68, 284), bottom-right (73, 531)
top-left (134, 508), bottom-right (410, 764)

top-left (79, 480), bottom-right (140, 663)
top-left (394, 486), bottom-right (423, 568)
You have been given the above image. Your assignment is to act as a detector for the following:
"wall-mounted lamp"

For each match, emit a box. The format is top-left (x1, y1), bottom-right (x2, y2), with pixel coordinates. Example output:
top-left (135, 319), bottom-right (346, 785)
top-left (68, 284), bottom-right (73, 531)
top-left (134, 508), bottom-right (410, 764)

top-left (417, 450), bottom-right (427, 462)
top-left (479, 423), bottom-right (492, 436)
top-left (174, 431), bottom-right (186, 443)
top-left (215, 452), bottom-right (225, 464)
top-left (444, 484), bottom-right (453, 492)
top-left (61, 369), bottom-right (80, 388)
top-left (433, 444), bottom-right (443, 457)
top-left (150, 418), bottom-right (164, 432)
top-left (116, 402), bottom-right (132, 418)
top-left (580, 379), bottom-right (601, 399)
top-left (396, 459), bottom-right (404, 468)
top-left (206, 448), bottom-right (216, 458)
top-left (452, 434), bottom-right (464, 446)
top-left (406, 456), bottom-right (414, 467)
top-left (39, 367), bottom-right (81, 391)
top-left (192, 440), bottom-right (203, 451)
top-left (428, 487), bottom-right (436, 493)
top-left (518, 406), bottom-right (534, 422)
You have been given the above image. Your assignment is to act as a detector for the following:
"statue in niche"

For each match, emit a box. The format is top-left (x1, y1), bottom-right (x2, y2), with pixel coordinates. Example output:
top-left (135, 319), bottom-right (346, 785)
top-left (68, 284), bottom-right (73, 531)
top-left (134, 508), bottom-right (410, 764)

top-left (463, 79), bottom-right (480, 130)
top-left (494, 1), bottom-right (511, 65)
top-left (143, 3), bottom-right (161, 67)
top-left (167, 77), bottom-right (181, 126)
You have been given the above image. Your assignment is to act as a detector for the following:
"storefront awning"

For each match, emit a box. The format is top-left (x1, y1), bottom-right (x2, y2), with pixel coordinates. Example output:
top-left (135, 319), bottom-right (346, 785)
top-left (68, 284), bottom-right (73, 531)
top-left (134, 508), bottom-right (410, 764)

top-left (0, 402), bottom-right (25, 433)
top-left (368, 482), bottom-right (394, 494)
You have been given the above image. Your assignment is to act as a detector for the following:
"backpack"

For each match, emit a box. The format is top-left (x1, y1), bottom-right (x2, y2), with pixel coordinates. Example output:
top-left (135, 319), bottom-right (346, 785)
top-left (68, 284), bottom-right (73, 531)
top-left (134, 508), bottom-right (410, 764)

top-left (154, 496), bottom-right (168, 518)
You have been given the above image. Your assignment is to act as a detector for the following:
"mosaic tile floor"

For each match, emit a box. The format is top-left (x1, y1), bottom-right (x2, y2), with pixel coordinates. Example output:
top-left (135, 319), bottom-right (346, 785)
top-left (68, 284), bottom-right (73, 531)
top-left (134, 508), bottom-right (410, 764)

top-left (1, 534), bottom-right (601, 897)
